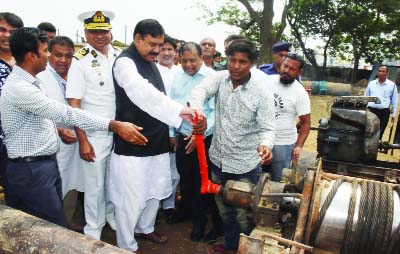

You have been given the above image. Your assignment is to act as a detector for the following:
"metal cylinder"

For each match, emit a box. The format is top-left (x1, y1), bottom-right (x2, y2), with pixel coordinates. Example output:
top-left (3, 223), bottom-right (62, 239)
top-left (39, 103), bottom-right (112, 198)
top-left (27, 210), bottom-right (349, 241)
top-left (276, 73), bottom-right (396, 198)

top-left (314, 181), bottom-right (400, 253)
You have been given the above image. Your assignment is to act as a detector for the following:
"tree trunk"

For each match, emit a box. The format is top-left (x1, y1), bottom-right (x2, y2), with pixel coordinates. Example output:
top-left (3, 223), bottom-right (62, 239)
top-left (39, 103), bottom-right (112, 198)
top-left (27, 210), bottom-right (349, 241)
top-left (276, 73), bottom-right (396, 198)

top-left (258, 0), bottom-right (275, 64)
top-left (352, 55), bottom-right (360, 84)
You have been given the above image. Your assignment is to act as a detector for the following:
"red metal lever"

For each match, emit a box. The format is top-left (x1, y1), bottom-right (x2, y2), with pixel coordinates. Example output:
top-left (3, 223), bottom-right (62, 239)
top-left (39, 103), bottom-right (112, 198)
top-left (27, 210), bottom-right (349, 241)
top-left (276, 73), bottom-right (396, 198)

top-left (193, 113), bottom-right (221, 195)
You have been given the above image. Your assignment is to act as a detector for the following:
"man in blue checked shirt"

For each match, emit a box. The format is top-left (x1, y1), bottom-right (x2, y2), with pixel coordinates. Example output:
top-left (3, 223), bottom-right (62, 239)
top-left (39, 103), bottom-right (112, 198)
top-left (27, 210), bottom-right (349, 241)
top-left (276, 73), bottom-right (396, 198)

top-left (365, 65), bottom-right (398, 139)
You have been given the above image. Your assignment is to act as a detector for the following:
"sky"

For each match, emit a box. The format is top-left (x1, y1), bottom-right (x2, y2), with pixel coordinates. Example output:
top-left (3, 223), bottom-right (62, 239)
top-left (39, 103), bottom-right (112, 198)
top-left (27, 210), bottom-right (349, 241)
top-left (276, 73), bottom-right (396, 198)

top-left (4, 0), bottom-right (241, 53)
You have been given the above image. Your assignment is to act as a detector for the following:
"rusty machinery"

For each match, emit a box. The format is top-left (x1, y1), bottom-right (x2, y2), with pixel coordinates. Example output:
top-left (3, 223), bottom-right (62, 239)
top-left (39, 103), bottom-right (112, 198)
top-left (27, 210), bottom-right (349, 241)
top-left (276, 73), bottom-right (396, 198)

top-left (220, 96), bottom-right (400, 254)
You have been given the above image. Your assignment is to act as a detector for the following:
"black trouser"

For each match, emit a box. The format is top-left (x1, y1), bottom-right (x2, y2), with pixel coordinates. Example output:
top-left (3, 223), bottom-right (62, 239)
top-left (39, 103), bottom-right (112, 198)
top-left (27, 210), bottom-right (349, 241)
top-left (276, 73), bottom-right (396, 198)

top-left (5, 156), bottom-right (66, 226)
top-left (369, 107), bottom-right (390, 139)
top-left (176, 134), bottom-right (222, 230)
top-left (0, 143), bottom-right (7, 187)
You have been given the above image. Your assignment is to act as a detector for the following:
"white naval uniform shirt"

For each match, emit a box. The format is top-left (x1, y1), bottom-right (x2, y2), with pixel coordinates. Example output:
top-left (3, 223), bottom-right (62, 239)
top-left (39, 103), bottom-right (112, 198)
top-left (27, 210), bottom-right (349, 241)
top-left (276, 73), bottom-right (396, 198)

top-left (66, 44), bottom-right (119, 136)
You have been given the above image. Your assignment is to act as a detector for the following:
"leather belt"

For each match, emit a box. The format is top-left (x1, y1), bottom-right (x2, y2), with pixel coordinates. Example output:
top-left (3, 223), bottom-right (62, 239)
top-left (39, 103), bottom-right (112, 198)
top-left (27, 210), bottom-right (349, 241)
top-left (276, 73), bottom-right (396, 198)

top-left (9, 155), bottom-right (55, 163)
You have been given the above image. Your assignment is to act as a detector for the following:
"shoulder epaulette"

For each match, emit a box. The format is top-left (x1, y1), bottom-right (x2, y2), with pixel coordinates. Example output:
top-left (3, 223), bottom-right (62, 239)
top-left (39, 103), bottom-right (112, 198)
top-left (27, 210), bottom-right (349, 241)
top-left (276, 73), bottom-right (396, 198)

top-left (74, 47), bottom-right (89, 60)
top-left (91, 50), bottom-right (97, 58)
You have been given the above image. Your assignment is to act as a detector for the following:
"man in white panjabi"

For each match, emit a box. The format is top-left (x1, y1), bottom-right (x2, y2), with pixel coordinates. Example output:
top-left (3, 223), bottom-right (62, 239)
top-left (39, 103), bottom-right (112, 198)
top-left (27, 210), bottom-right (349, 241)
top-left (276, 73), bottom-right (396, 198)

top-left (110, 19), bottom-right (206, 252)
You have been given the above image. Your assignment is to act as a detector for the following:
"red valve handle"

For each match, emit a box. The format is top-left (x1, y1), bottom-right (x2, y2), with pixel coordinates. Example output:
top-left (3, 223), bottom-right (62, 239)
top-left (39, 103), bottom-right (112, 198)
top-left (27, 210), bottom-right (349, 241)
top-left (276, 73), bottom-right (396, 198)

top-left (193, 112), bottom-right (221, 195)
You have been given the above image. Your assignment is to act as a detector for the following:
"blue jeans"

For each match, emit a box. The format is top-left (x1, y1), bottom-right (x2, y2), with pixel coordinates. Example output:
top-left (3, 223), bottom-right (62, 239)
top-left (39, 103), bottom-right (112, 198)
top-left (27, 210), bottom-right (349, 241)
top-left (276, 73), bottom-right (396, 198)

top-left (210, 162), bottom-right (259, 250)
top-left (267, 144), bottom-right (294, 182)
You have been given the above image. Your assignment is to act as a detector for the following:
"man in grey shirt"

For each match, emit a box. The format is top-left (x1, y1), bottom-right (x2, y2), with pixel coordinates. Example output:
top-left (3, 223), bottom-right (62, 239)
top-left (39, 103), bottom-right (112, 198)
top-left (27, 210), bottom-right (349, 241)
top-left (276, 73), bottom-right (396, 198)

top-left (188, 39), bottom-right (275, 253)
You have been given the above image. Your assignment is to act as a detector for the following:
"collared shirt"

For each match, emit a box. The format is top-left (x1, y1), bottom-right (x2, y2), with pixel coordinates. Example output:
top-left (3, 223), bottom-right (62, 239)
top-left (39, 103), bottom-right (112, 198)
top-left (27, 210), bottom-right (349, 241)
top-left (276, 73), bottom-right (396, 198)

top-left (0, 66), bottom-right (110, 158)
top-left (66, 44), bottom-right (118, 121)
top-left (47, 64), bottom-right (67, 98)
top-left (156, 63), bottom-right (180, 96)
top-left (169, 64), bottom-right (216, 137)
top-left (212, 61), bottom-right (227, 71)
top-left (189, 70), bottom-right (275, 174)
top-left (365, 78), bottom-right (398, 116)
top-left (259, 63), bottom-right (279, 75)
top-left (0, 59), bottom-right (12, 143)
top-left (259, 63), bottom-right (301, 82)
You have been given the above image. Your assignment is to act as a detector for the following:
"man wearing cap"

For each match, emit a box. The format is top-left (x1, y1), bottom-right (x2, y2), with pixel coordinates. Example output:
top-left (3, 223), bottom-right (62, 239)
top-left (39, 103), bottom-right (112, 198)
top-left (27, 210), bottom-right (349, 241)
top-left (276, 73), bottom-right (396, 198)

top-left (110, 19), bottom-right (206, 252)
top-left (259, 41), bottom-right (292, 75)
top-left (66, 10), bottom-right (118, 239)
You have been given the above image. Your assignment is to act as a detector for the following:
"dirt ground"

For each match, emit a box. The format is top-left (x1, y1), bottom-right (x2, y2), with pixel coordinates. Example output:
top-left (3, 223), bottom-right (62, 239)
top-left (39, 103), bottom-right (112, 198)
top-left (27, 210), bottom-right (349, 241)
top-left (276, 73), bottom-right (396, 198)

top-left (101, 214), bottom-right (216, 254)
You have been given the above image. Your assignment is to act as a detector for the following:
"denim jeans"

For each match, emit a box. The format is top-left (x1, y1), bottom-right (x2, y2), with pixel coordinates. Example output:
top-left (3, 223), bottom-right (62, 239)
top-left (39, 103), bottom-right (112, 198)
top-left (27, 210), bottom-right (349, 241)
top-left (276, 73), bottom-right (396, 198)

top-left (268, 144), bottom-right (294, 182)
top-left (210, 162), bottom-right (259, 250)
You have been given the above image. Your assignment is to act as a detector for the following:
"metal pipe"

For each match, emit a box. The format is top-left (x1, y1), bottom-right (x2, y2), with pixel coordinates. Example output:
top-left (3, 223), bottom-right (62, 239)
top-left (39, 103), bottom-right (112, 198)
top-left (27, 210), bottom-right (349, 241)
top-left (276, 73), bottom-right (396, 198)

top-left (262, 232), bottom-right (314, 252)
top-left (0, 205), bottom-right (131, 254)
top-left (262, 193), bottom-right (303, 198)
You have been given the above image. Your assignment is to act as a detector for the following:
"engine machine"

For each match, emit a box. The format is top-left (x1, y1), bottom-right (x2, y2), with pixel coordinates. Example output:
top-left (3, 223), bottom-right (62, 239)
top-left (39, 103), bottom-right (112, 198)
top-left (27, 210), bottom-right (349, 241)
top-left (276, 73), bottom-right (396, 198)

top-left (223, 96), bottom-right (400, 254)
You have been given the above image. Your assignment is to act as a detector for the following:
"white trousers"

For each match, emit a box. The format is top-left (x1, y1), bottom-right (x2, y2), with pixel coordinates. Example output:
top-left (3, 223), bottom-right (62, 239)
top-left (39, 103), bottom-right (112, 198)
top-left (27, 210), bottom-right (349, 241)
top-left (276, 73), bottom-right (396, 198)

top-left (82, 135), bottom-right (115, 240)
top-left (115, 198), bottom-right (159, 251)
top-left (109, 153), bottom-right (172, 252)
top-left (162, 152), bottom-right (180, 210)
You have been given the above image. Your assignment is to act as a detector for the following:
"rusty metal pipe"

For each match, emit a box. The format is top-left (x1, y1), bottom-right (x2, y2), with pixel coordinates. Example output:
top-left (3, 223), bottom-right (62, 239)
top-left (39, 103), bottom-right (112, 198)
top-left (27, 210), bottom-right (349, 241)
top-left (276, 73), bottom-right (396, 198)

top-left (0, 205), bottom-right (131, 254)
top-left (262, 232), bottom-right (314, 252)
top-left (290, 170), bottom-right (316, 254)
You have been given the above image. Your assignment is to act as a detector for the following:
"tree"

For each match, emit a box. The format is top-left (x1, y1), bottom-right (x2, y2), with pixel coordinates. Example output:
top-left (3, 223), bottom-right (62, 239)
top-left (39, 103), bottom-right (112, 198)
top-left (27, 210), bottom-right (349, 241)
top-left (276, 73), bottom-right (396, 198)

top-left (198, 0), bottom-right (293, 64)
top-left (334, 0), bottom-right (400, 82)
top-left (287, 0), bottom-right (349, 80)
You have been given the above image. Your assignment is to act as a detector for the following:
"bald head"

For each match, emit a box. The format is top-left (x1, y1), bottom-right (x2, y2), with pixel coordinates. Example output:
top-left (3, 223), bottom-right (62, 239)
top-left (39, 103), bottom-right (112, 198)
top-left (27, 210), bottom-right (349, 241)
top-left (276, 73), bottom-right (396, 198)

top-left (200, 37), bottom-right (216, 58)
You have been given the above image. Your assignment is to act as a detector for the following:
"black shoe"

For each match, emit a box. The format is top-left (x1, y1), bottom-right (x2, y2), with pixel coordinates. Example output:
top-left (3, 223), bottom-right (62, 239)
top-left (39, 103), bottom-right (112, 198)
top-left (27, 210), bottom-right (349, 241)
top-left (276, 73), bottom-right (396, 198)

top-left (204, 227), bottom-right (224, 243)
top-left (190, 225), bottom-right (205, 242)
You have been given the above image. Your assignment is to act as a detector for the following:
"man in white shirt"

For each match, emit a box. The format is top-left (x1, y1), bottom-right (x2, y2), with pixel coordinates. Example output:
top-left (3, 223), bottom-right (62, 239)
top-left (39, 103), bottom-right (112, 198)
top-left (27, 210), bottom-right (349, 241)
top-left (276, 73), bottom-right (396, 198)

top-left (365, 65), bottom-right (398, 139)
top-left (156, 35), bottom-right (181, 224)
top-left (266, 53), bottom-right (311, 182)
top-left (37, 36), bottom-right (83, 230)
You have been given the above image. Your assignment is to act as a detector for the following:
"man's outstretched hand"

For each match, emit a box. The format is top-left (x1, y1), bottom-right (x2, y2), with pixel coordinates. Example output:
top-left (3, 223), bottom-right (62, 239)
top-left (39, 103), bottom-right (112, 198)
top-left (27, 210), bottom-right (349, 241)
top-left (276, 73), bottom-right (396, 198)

top-left (179, 107), bottom-right (207, 134)
top-left (109, 120), bottom-right (148, 146)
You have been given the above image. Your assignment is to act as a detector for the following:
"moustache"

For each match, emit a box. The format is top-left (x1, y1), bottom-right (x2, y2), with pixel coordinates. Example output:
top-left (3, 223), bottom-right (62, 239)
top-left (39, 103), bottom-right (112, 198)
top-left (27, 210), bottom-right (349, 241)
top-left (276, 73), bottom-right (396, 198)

top-left (149, 52), bottom-right (159, 56)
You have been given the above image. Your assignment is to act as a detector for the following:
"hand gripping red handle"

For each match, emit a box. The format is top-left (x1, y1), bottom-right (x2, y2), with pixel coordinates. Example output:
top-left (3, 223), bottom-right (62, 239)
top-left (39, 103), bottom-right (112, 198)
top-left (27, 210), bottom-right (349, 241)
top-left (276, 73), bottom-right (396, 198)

top-left (193, 113), bottom-right (221, 195)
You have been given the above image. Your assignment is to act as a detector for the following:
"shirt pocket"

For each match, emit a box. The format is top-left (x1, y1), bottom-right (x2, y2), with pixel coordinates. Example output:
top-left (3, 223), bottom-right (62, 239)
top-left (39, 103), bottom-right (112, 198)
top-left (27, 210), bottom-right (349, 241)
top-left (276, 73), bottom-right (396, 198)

top-left (384, 88), bottom-right (392, 98)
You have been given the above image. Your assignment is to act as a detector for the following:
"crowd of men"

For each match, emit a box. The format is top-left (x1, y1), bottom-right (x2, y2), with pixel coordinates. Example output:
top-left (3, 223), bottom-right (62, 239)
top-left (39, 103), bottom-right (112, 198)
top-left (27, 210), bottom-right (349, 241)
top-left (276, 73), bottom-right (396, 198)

top-left (2, 8), bottom-right (397, 254)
